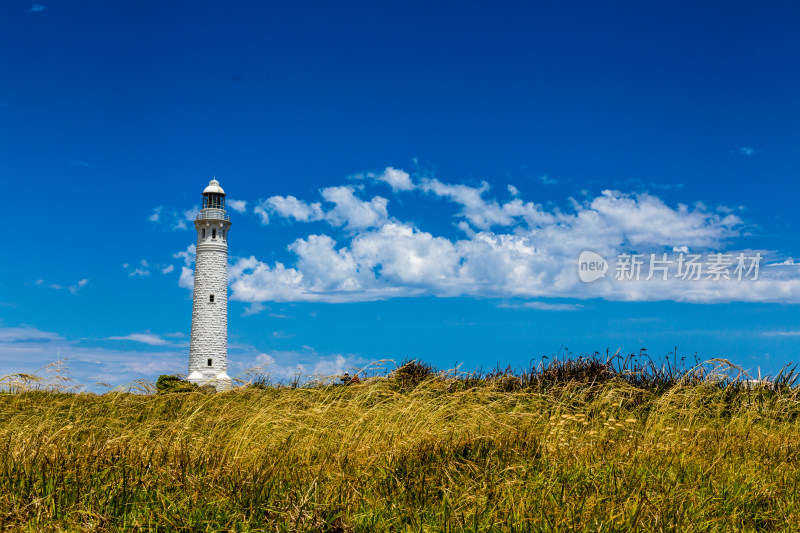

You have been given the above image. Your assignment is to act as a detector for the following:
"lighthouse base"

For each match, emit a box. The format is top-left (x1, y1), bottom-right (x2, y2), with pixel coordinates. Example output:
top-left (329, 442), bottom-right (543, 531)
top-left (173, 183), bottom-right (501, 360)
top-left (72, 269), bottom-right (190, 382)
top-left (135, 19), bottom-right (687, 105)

top-left (188, 371), bottom-right (232, 392)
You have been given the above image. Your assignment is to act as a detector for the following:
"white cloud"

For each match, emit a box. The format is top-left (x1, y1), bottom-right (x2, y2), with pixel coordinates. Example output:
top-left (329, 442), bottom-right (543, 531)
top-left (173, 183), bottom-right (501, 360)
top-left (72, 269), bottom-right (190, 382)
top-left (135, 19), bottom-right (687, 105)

top-left (229, 257), bottom-right (315, 302)
top-left (0, 327), bottom-right (187, 390)
top-left (181, 207), bottom-right (199, 229)
top-left (539, 174), bottom-right (557, 185)
top-left (148, 206), bottom-right (198, 231)
top-left (256, 195), bottom-right (324, 224)
top-left (0, 332), bottom-right (354, 391)
top-left (258, 187), bottom-right (388, 231)
top-left (29, 4), bottom-right (45, 12)
top-left (768, 258), bottom-right (800, 266)
top-left (321, 186), bottom-right (388, 230)
top-left (500, 301), bottom-right (582, 311)
top-left (228, 172), bottom-right (800, 306)
top-left (249, 350), bottom-right (361, 381)
top-left (0, 327), bottom-right (61, 342)
top-left (173, 244), bottom-right (196, 267)
top-left (227, 199), bottom-right (247, 213)
top-left (161, 264), bottom-right (175, 274)
top-left (178, 267), bottom-right (194, 289)
top-left (242, 302), bottom-right (266, 316)
top-left (421, 179), bottom-right (515, 229)
top-left (125, 260), bottom-right (151, 278)
top-left (105, 333), bottom-right (173, 346)
top-left (35, 278), bottom-right (89, 295)
top-left (734, 147), bottom-right (757, 156)
top-left (373, 167), bottom-right (414, 191)
top-left (172, 245), bottom-right (196, 288)
top-left (253, 204), bottom-right (269, 224)
top-left (255, 353), bottom-right (275, 365)
top-left (150, 168), bottom-right (800, 308)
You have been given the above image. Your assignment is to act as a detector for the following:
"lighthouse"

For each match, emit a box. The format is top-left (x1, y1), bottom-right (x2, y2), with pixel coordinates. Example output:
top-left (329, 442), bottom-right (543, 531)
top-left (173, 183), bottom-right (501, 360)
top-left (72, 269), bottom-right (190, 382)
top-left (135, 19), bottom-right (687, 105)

top-left (188, 179), bottom-right (232, 390)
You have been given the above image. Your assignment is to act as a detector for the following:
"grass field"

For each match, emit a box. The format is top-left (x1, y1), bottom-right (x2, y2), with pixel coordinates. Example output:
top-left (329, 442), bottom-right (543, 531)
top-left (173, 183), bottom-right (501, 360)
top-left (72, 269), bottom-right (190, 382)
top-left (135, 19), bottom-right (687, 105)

top-left (2, 357), bottom-right (800, 531)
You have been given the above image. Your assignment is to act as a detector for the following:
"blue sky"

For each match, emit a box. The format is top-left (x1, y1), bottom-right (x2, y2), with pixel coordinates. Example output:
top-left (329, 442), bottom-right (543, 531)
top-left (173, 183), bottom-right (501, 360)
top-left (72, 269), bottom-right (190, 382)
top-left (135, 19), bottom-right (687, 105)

top-left (3, 0), bottom-right (800, 388)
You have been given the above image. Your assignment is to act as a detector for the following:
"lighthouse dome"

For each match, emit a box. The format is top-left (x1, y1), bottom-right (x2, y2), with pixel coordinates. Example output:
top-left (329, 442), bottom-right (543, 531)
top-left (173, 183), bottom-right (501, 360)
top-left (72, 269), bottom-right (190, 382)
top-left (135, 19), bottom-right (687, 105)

top-left (203, 179), bottom-right (226, 196)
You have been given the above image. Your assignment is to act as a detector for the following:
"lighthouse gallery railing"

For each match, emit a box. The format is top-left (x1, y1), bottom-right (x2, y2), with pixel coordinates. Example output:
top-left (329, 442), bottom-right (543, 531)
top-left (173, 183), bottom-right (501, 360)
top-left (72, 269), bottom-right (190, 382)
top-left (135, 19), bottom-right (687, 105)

top-left (196, 209), bottom-right (230, 221)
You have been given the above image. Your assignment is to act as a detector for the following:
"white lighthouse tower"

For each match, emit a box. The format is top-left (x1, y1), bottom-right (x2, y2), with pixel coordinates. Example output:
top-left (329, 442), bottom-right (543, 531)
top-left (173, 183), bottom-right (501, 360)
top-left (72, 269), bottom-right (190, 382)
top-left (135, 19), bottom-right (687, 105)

top-left (188, 179), bottom-right (232, 390)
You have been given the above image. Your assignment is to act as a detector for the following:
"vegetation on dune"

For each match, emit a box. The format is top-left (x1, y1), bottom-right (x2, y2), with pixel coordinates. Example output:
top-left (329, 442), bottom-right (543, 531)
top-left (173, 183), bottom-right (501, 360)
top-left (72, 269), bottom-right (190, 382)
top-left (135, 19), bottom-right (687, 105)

top-left (1, 355), bottom-right (800, 531)
top-left (155, 374), bottom-right (200, 394)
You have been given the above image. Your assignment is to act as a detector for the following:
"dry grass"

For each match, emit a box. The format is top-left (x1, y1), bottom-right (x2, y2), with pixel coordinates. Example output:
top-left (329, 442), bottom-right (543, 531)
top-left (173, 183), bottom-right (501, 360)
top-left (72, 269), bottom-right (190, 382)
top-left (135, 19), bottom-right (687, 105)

top-left (1, 358), bottom-right (800, 531)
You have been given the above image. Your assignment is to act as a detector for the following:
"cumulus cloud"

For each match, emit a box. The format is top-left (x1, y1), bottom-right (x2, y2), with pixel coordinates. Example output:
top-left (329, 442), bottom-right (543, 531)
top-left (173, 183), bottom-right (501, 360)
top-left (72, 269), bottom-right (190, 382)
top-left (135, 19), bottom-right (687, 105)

top-left (420, 179), bottom-right (515, 229)
top-left (256, 195), bottom-right (324, 224)
top-left (353, 166), bottom-right (415, 191)
top-left (321, 186), bottom-right (388, 230)
top-left (256, 186), bottom-right (388, 230)
top-left (219, 169), bottom-right (800, 307)
top-left (173, 244), bottom-right (196, 267)
top-left (173, 244), bottom-right (196, 289)
top-left (227, 199), bottom-right (247, 213)
top-left (178, 268), bottom-right (194, 289)
top-left (373, 167), bottom-right (414, 191)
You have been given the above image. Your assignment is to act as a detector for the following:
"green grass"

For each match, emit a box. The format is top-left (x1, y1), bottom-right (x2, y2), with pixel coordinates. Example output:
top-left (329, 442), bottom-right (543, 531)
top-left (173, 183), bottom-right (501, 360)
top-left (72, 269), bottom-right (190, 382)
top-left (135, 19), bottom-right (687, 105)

top-left (2, 358), bottom-right (800, 531)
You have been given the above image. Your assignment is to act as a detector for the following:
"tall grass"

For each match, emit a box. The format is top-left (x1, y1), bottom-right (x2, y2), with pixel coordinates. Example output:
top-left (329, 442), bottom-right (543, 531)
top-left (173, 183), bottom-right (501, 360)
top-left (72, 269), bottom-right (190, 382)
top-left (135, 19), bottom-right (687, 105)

top-left (2, 355), bottom-right (800, 531)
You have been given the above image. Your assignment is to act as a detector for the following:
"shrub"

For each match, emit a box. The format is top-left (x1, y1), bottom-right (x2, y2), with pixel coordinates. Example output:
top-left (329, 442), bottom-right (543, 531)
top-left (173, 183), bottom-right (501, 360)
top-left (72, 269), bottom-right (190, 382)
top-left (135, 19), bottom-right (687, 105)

top-left (156, 374), bottom-right (199, 394)
top-left (390, 359), bottom-right (434, 389)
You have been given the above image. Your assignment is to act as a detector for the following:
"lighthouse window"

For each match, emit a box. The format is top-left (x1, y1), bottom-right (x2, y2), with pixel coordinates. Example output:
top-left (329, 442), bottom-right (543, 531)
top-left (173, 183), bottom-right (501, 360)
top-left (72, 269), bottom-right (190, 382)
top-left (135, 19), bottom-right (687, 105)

top-left (205, 194), bottom-right (224, 209)
top-left (212, 228), bottom-right (217, 239)
top-left (222, 230), bottom-right (226, 241)
top-left (207, 358), bottom-right (212, 367)
top-left (202, 229), bottom-right (206, 239)
top-left (209, 294), bottom-right (215, 303)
